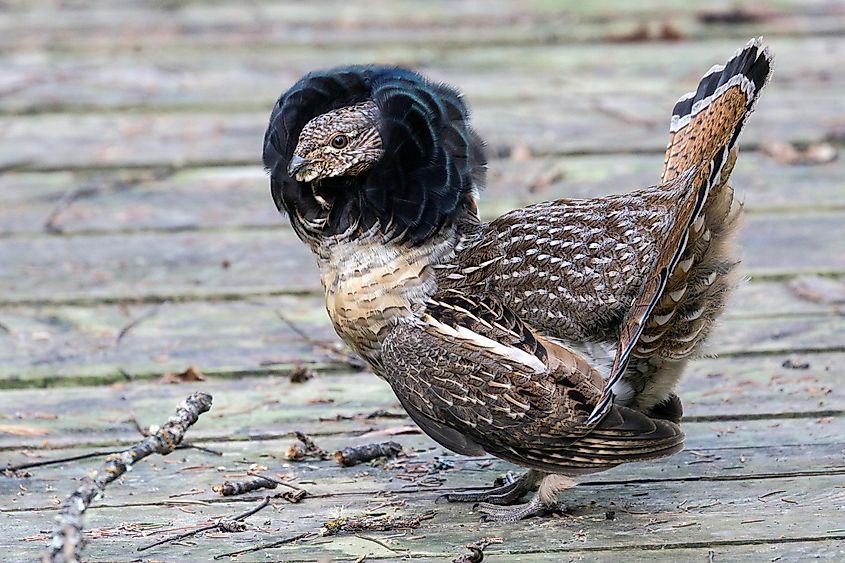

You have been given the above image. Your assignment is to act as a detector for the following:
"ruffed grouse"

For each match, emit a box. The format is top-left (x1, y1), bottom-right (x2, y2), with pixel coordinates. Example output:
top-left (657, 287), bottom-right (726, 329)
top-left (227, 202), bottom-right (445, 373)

top-left (263, 38), bottom-right (773, 521)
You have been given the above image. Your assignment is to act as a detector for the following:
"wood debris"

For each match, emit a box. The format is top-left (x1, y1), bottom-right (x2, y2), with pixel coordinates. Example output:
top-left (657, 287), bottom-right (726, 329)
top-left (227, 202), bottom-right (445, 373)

top-left (139, 496), bottom-right (271, 553)
top-left (761, 141), bottom-right (838, 165)
top-left (452, 537), bottom-right (503, 562)
top-left (285, 431), bottom-right (329, 461)
top-left (321, 511), bottom-right (435, 536)
top-left (334, 441), bottom-right (403, 467)
top-left (212, 476), bottom-right (277, 496)
top-left (158, 366), bottom-right (206, 384)
top-left (789, 275), bottom-right (845, 305)
top-left (698, 6), bottom-right (769, 24)
top-left (44, 392), bottom-right (213, 563)
top-left (610, 21), bottom-right (684, 42)
top-left (289, 365), bottom-right (315, 383)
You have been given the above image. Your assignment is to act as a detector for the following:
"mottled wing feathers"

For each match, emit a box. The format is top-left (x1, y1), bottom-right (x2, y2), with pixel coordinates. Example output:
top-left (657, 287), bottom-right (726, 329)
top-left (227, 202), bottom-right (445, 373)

top-left (381, 293), bottom-right (683, 474)
top-left (588, 39), bottom-right (772, 423)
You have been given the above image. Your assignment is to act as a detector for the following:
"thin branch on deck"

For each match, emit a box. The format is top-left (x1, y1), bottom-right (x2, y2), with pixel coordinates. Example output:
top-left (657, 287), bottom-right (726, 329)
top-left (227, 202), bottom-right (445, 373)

top-left (214, 531), bottom-right (316, 559)
top-left (129, 414), bottom-right (223, 456)
top-left (246, 471), bottom-right (306, 492)
top-left (5, 450), bottom-right (123, 475)
top-left (4, 439), bottom-right (221, 476)
top-left (44, 392), bottom-right (213, 563)
top-left (321, 511), bottom-right (436, 536)
top-left (212, 476), bottom-right (277, 496)
top-left (214, 511), bottom-right (435, 559)
top-left (138, 496), bottom-right (271, 553)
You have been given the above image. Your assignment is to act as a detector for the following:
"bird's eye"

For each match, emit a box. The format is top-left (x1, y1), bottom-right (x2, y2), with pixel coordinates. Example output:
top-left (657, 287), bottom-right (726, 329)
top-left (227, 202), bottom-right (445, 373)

top-left (330, 134), bottom-right (349, 149)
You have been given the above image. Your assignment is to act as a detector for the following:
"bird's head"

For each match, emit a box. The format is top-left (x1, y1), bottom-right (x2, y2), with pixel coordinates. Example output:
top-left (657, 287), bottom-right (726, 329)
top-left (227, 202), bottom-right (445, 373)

top-left (286, 100), bottom-right (384, 185)
top-left (263, 66), bottom-right (486, 246)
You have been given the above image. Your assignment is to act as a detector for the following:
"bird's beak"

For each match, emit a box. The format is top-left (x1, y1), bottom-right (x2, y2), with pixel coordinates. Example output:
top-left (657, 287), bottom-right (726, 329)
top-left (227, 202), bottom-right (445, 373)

top-left (287, 155), bottom-right (311, 177)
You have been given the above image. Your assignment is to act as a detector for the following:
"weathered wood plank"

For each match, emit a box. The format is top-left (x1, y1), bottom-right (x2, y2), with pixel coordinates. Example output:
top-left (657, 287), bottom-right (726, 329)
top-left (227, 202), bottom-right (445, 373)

top-left (5, 426), bottom-right (844, 512)
top-left (0, 87), bottom-right (839, 171)
top-left (3, 153), bottom-right (842, 237)
top-left (0, 287), bottom-right (842, 387)
top-left (2, 34), bottom-right (844, 115)
top-left (3, 467), bottom-right (843, 561)
top-left (0, 355), bottom-right (841, 450)
top-left (0, 297), bottom-right (339, 386)
top-left (0, 1), bottom-right (841, 55)
top-left (1, 212), bottom-right (843, 304)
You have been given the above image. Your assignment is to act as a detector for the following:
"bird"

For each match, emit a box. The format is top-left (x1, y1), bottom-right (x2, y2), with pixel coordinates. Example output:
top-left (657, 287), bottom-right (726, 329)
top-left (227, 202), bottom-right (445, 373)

top-left (263, 38), bottom-right (773, 521)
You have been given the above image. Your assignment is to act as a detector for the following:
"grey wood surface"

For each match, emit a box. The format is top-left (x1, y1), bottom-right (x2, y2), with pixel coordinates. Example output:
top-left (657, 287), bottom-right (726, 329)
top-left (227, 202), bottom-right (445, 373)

top-left (1, 1), bottom-right (843, 561)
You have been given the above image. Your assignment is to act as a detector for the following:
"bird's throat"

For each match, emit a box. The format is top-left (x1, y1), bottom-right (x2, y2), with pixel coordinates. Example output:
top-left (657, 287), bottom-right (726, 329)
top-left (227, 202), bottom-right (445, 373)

top-left (316, 232), bottom-right (456, 368)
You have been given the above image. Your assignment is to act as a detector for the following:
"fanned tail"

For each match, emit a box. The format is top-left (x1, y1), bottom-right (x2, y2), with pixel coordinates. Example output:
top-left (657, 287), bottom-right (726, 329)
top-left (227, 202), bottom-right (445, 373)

top-left (663, 36), bottom-right (773, 184)
top-left (587, 38), bottom-right (774, 424)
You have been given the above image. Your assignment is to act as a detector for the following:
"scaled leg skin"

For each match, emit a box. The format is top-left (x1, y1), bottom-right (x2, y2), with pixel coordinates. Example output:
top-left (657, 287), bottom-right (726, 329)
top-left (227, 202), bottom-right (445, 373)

top-left (477, 474), bottom-right (576, 522)
top-left (438, 470), bottom-right (542, 505)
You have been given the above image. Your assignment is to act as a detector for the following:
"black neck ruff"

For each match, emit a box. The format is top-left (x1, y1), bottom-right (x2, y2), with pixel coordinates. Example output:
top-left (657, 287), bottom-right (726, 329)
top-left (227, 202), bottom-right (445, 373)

top-left (263, 65), bottom-right (486, 246)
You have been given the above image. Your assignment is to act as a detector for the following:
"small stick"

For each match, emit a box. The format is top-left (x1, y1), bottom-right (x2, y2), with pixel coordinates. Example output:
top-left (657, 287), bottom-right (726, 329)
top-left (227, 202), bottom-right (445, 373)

top-left (453, 537), bottom-right (503, 563)
top-left (5, 450), bottom-right (123, 474)
top-left (278, 489), bottom-right (308, 504)
top-left (212, 477), bottom-right (277, 496)
top-left (4, 442), bottom-right (221, 476)
top-left (130, 415), bottom-right (222, 456)
top-left (246, 471), bottom-right (305, 491)
top-left (138, 496), bottom-right (270, 552)
top-left (334, 441), bottom-right (402, 467)
top-left (321, 511), bottom-right (435, 536)
top-left (214, 531), bottom-right (315, 559)
top-left (356, 534), bottom-right (404, 554)
top-left (453, 546), bottom-right (484, 563)
top-left (285, 431), bottom-right (329, 461)
top-left (44, 392), bottom-right (213, 563)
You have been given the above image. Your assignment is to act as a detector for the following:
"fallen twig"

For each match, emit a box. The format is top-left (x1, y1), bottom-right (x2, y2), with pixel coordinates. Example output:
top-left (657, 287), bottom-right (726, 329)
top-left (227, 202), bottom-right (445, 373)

top-left (334, 441), bottom-right (403, 467)
top-left (214, 531), bottom-right (316, 559)
top-left (129, 415), bottom-right (222, 456)
top-left (115, 306), bottom-right (160, 344)
top-left (321, 511), bottom-right (435, 536)
top-left (4, 441), bottom-right (221, 476)
top-left (453, 546), bottom-right (484, 563)
top-left (213, 511), bottom-right (434, 559)
top-left (285, 431), bottom-right (329, 461)
top-left (213, 476), bottom-right (277, 496)
top-left (44, 392), bottom-right (213, 563)
top-left (246, 471), bottom-right (306, 492)
top-left (355, 533), bottom-right (406, 554)
top-left (5, 450), bottom-right (122, 474)
top-left (452, 537), bottom-right (503, 563)
top-left (138, 496), bottom-right (270, 552)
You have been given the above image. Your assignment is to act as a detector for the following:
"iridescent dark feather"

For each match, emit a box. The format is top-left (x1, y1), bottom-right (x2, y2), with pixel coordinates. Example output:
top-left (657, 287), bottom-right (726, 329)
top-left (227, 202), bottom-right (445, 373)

top-left (263, 65), bottom-right (487, 245)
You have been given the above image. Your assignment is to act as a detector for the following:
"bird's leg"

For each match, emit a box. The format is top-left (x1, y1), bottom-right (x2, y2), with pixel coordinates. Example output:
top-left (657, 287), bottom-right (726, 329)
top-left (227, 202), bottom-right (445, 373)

top-left (438, 470), bottom-right (542, 505)
top-left (477, 474), bottom-right (575, 522)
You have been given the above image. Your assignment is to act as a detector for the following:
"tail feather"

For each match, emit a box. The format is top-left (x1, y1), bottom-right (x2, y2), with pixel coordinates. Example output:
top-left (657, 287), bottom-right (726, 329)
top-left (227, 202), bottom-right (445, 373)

top-left (491, 405), bottom-right (684, 475)
top-left (587, 39), bottom-right (773, 423)
top-left (663, 36), bottom-right (773, 184)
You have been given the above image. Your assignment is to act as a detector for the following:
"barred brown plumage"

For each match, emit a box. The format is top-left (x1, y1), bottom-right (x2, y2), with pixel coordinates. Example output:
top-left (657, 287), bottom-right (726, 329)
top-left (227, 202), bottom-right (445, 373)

top-left (263, 39), bottom-right (773, 521)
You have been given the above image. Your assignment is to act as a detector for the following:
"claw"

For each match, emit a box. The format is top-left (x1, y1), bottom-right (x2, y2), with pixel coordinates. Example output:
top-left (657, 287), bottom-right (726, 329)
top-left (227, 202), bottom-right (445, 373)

top-left (476, 494), bottom-right (555, 522)
top-left (439, 471), bottom-right (533, 505)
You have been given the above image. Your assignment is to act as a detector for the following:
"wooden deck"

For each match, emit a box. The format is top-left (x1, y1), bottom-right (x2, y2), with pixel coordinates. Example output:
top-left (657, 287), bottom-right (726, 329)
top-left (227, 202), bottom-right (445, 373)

top-left (2, 1), bottom-right (845, 561)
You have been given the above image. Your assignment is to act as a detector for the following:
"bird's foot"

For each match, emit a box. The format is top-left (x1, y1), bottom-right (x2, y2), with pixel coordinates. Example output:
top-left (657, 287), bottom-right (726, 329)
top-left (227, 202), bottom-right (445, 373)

top-left (437, 471), bottom-right (533, 505)
top-left (476, 493), bottom-right (558, 522)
